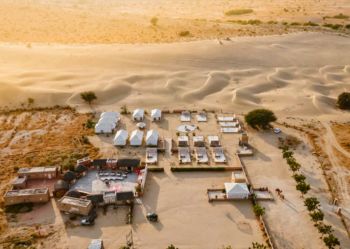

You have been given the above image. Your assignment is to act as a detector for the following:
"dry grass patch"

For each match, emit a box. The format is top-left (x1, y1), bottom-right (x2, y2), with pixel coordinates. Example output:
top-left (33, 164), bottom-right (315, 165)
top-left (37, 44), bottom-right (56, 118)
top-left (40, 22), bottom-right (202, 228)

top-left (225, 9), bottom-right (253, 16)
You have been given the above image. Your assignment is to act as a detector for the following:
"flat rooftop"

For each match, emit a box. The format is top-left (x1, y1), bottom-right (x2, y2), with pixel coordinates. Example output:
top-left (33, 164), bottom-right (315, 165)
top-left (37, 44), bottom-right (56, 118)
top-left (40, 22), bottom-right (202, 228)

top-left (60, 196), bottom-right (91, 207)
top-left (18, 166), bottom-right (57, 174)
top-left (5, 188), bottom-right (48, 197)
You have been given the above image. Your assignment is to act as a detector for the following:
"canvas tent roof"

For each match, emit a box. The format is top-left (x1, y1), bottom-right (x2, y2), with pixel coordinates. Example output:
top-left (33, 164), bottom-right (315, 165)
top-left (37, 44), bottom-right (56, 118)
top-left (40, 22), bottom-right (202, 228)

top-left (133, 109), bottom-right (144, 118)
top-left (117, 159), bottom-right (140, 168)
top-left (224, 183), bottom-right (250, 199)
top-left (151, 109), bottom-right (161, 118)
top-left (114, 130), bottom-right (128, 146)
top-left (95, 122), bottom-right (114, 133)
top-left (130, 130), bottom-right (143, 146)
top-left (101, 112), bottom-right (120, 118)
top-left (146, 129), bottom-right (159, 146)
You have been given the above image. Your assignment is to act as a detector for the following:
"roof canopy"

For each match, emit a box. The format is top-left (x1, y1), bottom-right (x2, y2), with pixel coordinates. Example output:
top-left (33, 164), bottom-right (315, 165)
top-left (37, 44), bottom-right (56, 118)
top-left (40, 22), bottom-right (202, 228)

top-left (133, 108), bottom-right (144, 118)
top-left (224, 183), bottom-right (250, 199)
top-left (151, 109), bottom-right (162, 118)
top-left (146, 129), bottom-right (159, 146)
top-left (130, 130), bottom-right (143, 145)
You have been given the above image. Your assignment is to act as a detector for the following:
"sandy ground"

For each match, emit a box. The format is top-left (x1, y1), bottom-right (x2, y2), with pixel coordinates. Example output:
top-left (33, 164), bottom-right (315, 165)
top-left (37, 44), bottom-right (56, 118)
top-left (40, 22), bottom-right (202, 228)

top-left (0, 32), bottom-right (349, 119)
top-left (0, 0), bottom-right (349, 43)
top-left (63, 171), bottom-right (263, 249)
top-left (242, 125), bottom-right (350, 248)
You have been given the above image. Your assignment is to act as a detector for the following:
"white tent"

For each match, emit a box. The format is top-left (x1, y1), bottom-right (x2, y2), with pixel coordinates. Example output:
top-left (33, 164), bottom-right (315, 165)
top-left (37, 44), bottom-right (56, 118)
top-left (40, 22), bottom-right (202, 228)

top-left (98, 117), bottom-right (118, 128)
top-left (95, 122), bottom-right (114, 134)
top-left (130, 130), bottom-right (143, 146)
top-left (132, 109), bottom-right (144, 121)
top-left (224, 183), bottom-right (250, 199)
top-left (101, 112), bottom-right (120, 119)
top-left (151, 109), bottom-right (162, 121)
top-left (146, 129), bottom-right (159, 146)
top-left (114, 130), bottom-right (128, 146)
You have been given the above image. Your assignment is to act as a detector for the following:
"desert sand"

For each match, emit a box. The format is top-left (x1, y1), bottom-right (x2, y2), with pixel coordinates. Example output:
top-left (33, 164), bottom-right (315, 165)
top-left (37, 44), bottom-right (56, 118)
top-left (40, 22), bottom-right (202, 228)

top-left (0, 32), bottom-right (349, 119)
top-left (0, 0), bottom-right (349, 43)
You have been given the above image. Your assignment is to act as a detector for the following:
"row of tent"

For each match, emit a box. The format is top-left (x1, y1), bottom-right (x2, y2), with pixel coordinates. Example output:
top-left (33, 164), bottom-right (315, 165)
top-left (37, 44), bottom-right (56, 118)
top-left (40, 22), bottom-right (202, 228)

top-left (114, 129), bottom-right (159, 146)
top-left (95, 112), bottom-right (120, 134)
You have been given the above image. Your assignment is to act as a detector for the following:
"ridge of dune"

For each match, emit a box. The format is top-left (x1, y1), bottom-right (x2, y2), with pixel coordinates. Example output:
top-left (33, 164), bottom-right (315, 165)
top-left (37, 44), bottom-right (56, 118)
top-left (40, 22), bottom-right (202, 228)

top-left (0, 32), bottom-right (349, 117)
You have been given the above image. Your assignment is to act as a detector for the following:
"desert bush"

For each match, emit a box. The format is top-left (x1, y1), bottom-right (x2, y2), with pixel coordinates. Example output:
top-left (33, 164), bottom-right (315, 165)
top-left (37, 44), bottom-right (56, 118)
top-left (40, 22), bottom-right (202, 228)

top-left (323, 23), bottom-right (343, 30)
top-left (267, 20), bottom-right (278, 24)
top-left (225, 9), bottom-right (253, 16)
top-left (303, 21), bottom-right (319, 27)
top-left (167, 245), bottom-right (179, 249)
top-left (282, 150), bottom-right (294, 159)
top-left (249, 242), bottom-right (268, 249)
top-left (337, 92), bottom-right (350, 110)
top-left (346, 24), bottom-right (350, 29)
top-left (290, 22), bottom-right (301, 26)
top-left (178, 31), bottom-right (191, 37)
top-left (85, 119), bottom-right (95, 129)
top-left (332, 13), bottom-right (349, 19)
top-left (245, 109), bottom-right (276, 130)
top-left (150, 17), bottom-right (159, 26)
top-left (121, 104), bottom-right (128, 114)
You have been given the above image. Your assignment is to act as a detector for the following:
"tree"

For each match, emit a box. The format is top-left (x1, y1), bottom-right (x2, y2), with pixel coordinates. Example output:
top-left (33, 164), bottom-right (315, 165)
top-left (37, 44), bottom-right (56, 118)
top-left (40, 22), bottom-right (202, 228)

top-left (323, 234), bottom-right (340, 249)
top-left (244, 109), bottom-right (277, 130)
top-left (253, 204), bottom-right (265, 217)
top-left (121, 104), bottom-right (128, 114)
top-left (219, 246), bottom-right (232, 249)
top-left (282, 150), bottom-right (293, 159)
top-left (309, 210), bottom-right (324, 222)
top-left (337, 92), bottom-right (350, 110)
top-left (304, 197), bottom-right (320, 211)
top-left (287, 157), bottom-right (301, 172)
top-left (80, 91), bottom-right (97, 105)
top-left (293, 173), bottom-right (306, 183)
top-left (249, 242), bottom-right (268, 249)
top-left (315, 223), bottom-right (334, 236)
top-left (296, 181), bottom-right (310, 195)
top-left (166, 245), bottom-right (178, 249)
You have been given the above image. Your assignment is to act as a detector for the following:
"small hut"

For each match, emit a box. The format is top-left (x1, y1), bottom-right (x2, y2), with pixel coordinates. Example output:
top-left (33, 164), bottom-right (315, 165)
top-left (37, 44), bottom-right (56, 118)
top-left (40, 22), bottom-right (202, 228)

top-left (54, 180), bottom-right (69, 198)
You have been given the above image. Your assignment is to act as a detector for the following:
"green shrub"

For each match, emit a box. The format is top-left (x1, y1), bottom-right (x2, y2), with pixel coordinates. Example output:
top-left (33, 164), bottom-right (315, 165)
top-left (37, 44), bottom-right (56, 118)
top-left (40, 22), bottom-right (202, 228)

top-left (85, 119), bottom-right (95, 129)
top-left (303, 21), bottom-right (319, 27)
top-left (290, 22), bottom-right (301, 26)
top-left (245, 109), bottom-right (277, 130)
top-left (225, 9), bottom-right (253, 16)
top-left (282, 150), bottom-right (293, 159)
top-left (323, 23), bottom-right (343, 30)
top-left (249, 242), bottom-right (268, 249)
top-left (337, 92), bottom-right (350, 110)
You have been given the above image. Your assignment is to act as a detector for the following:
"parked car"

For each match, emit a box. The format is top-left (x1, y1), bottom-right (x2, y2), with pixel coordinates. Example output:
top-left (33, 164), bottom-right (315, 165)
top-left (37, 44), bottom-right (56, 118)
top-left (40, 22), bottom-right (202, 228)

top-left (146, 212), bottom-right (158, 222)
top-left (273, 128), bottom-right (281, 134)
top-left (88, 239), bottom-right (104, 249)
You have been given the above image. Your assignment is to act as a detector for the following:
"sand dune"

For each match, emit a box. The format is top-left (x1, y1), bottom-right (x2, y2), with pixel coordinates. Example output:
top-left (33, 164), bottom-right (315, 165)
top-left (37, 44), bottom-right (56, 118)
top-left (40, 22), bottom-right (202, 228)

top-left (0, 32), bottom-right (349, 117)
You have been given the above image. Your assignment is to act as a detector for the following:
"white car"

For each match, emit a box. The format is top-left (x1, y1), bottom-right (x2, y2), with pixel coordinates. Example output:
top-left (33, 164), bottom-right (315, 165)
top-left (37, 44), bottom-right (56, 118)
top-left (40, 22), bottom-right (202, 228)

top-left (273, 128), bottom-right (281, 134)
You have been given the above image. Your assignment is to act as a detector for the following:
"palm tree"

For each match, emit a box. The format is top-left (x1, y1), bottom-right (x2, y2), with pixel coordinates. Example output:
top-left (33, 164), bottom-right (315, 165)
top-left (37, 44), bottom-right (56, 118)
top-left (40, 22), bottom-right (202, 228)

top-left (315, 223), bottom-right (334, 236)
top-left (309, 210), bottom-right (324, 222)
